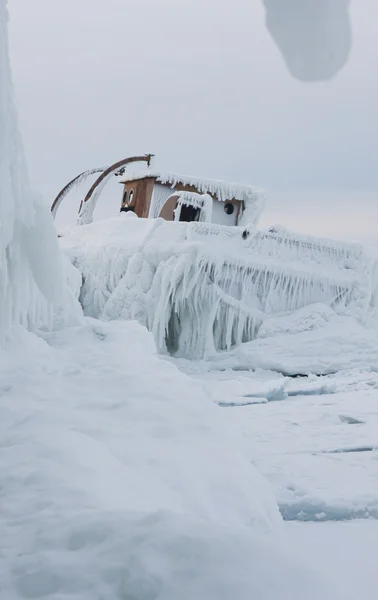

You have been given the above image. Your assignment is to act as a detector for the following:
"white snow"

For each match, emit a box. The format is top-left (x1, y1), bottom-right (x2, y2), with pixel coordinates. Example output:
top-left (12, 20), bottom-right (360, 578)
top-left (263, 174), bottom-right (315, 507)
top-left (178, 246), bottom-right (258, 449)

top-left (1, 319), bottom-right (342, 600)
top-left (2, 316), bottom-right (375, 598)
top-left (288, 521), bottom-right (378, 598)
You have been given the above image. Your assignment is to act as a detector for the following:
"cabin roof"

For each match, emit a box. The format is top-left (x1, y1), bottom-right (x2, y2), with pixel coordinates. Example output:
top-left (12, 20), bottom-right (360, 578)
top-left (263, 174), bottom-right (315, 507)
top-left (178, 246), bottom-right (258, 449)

top-left (118, 170), bottom-right (264, 203)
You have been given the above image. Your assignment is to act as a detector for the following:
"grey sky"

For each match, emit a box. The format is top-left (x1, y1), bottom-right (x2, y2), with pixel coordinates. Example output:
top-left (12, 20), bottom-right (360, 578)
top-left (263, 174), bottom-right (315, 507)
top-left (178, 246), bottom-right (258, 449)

top-left (8, 0), bottom-right (378, 243)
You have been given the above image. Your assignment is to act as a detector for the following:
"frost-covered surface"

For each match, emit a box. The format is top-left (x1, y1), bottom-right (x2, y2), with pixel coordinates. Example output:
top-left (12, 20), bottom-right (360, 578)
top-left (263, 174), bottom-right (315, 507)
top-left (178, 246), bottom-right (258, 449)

top-left (0, 0), bottom-right (79, 338)
top-left (51, 167), bottom-right (105, 220)
top-left (0, 319), bottom-right (345, 600)
top-left (149, 182), bottom-right (174, 218)
top-left (175, 302), bottom-right (378, 375)
top-left (120, 169), bottom-right (264, 202)
top-left (242, 225), bottom-right (378, 318)
top-left (211, 304), bottom-right (378, 375)
top-left (61, 216), bottom-right (378, 360)
top-left (263, 0), bottom-right (352, 81)
top-left (173, 191), bottom-right (213, 223)
top-left (77, 172), bottom-right (113, 226)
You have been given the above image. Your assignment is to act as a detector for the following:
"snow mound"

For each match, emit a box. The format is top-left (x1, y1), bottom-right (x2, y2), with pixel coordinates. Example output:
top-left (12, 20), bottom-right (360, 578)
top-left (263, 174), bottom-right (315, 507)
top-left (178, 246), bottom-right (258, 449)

top-left (0, 319), bottom-right (342, 600)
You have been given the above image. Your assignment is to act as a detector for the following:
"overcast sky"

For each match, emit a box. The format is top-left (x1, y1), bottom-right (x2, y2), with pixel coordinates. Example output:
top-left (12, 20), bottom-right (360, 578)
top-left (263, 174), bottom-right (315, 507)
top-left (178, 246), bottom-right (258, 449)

top-left (8, 0), bottom-right (378, 243)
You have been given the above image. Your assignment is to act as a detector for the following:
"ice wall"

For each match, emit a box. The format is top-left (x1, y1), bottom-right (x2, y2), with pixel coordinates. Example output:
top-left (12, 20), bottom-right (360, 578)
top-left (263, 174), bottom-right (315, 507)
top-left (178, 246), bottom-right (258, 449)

top-left (0, 0), bottom-right (77, 339)
top-left (263, 0), bottom-right (352, 81)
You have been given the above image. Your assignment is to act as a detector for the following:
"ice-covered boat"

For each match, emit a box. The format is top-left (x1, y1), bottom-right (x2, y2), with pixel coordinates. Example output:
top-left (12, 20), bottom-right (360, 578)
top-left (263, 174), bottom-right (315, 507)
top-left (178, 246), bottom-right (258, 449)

top-left (54, 155), bottom-right (378, 359)
top-left (52, 154), bottom-right (265, 228)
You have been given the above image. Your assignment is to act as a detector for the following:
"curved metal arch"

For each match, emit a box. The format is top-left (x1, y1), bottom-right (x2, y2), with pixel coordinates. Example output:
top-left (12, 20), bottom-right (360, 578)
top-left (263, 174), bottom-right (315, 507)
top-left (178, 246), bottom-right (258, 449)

top-left (78, 153), bottom-right (154, 221)
top-left (51, 167), bottom-right (105, 220)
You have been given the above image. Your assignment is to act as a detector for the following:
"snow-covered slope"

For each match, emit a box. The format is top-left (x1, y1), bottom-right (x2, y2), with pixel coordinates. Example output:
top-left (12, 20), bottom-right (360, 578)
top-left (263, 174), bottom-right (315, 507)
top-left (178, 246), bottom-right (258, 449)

top-left (0, 319), bottom-right (344, 600)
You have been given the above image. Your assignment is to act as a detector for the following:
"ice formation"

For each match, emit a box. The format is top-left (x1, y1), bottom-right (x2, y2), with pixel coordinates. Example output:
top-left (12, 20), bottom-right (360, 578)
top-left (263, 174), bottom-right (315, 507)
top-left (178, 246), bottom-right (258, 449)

top-left (77, 155), bottom-right (153, 225)
top-left (120, 170), bottom-right (264, 203)
top-left (263, 0), bottom-right (352, 81)
top-left (242, 225), bottom-right (378, 317)
top-left (51, 167), bottom-right (105, 220)
top-left (231, 305), bottom-right (378, 375)
top-left (173, 191), bottom-right (213, 222)
top-left (77, 173), bottom-right (112, 225)
top-left (0, 1), bottom-right (78, 339)
top-left (149, 182), bottom-right (176, 218)
top-left (61, 215), bottom-right (378, 360)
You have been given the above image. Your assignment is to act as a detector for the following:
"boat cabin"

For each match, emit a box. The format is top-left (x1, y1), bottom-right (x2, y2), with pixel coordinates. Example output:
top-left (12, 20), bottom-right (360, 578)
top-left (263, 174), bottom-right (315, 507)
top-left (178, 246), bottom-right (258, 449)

top-left (118, 170), bottom-right (264, 227)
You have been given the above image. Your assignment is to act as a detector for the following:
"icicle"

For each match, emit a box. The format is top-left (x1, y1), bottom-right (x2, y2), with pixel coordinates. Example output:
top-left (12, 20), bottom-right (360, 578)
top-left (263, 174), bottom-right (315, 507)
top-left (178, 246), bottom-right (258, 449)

top-left (62, 215), bottom-right (378, 360)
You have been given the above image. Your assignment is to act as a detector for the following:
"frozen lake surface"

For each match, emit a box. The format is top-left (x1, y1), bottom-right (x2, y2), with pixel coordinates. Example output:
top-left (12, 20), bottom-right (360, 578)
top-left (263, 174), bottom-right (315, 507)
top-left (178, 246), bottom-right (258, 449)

top-left (185, 365), bottom-right (378, 595)
top-left (187, 366), bottom-right (378, 522)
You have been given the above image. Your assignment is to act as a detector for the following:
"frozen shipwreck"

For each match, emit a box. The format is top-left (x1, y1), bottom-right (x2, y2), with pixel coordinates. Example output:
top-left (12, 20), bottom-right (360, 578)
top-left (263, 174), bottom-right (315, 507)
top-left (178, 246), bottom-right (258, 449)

top-left (55, 155), bottom-right (378, 359)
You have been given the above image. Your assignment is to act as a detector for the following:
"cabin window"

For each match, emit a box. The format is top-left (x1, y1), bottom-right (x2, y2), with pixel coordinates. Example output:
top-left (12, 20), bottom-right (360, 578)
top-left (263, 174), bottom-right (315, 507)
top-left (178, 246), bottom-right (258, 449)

top-left (224, 202), bottom-right (235, 215)
top-left (122, 190), bottom-right (128, 206)
top-left (129, 189), bottom-right (134, 205)
top-left (179, 204), bottom-right (200, 222)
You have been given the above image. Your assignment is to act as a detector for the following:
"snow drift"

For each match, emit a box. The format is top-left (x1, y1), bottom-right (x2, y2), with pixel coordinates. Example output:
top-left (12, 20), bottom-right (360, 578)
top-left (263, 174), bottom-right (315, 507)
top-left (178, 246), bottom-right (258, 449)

top-left (0, 320), bottom-right (344, 600)
top-left (61, 215), bottom-right (378, 360)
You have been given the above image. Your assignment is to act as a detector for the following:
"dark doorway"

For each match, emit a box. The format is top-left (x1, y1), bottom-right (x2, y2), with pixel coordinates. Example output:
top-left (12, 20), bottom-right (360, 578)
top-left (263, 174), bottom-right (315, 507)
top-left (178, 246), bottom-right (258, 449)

top-left (179, 204), bottom-right (200, 222)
